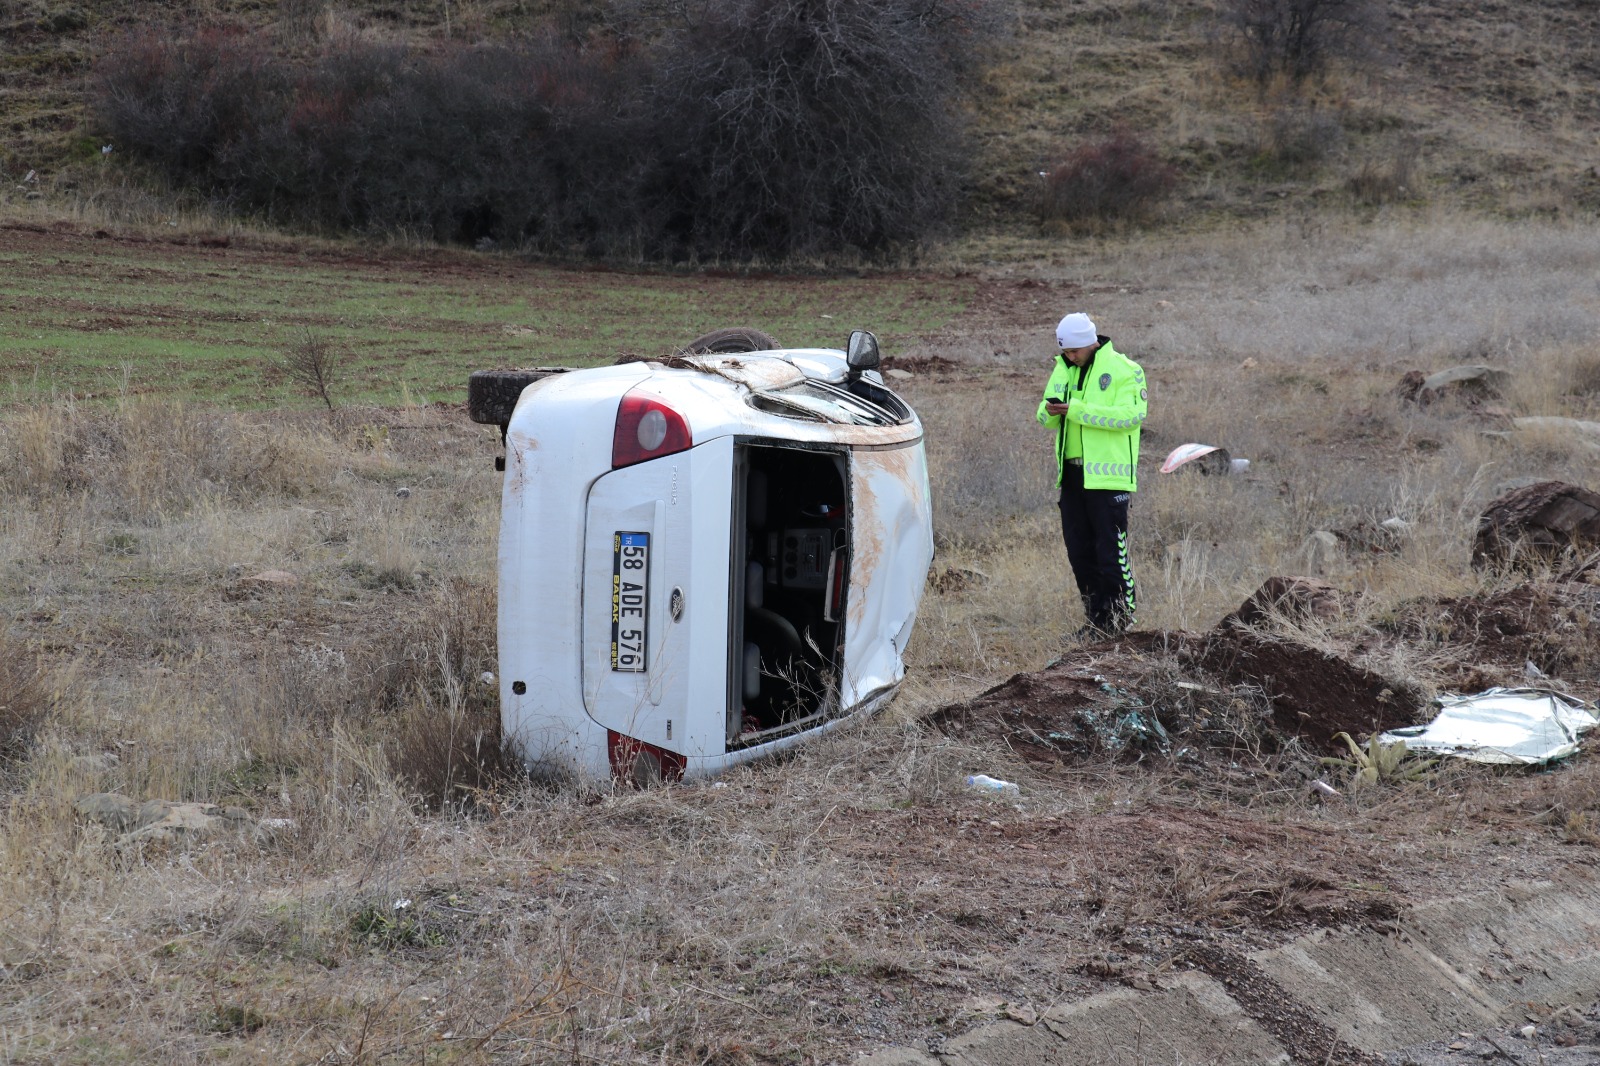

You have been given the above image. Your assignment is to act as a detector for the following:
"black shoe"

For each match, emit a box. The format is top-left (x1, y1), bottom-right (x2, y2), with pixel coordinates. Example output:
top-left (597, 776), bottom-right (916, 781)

top-left (1068, 623), bottom-right (1107, 643)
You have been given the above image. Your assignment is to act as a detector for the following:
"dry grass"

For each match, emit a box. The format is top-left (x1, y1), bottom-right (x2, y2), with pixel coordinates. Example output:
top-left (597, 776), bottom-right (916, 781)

top-left (913, 216), bottom-right (1600, 636)
top-left (0, 397), bottom-right (339, 520)
top-left (2, 215), bottom-right (1599, 1061)
top-left (0, 629), bottom-right (49, 771)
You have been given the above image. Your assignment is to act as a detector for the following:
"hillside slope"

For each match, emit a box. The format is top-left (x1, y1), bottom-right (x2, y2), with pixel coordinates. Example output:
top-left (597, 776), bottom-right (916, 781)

top-left (2, 0), bottom-right (1598, 246)
top-left (966, 0), bottom-right (1600, 231)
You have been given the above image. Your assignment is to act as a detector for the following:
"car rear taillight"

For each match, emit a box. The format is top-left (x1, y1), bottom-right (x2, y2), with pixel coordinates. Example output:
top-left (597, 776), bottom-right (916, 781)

top-left (612, 390), bottom-right (692, 468)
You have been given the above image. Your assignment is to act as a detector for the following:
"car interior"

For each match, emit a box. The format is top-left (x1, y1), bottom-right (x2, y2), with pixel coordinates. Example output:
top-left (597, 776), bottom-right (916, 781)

top-left (727, 443), bottom-right (850, 747)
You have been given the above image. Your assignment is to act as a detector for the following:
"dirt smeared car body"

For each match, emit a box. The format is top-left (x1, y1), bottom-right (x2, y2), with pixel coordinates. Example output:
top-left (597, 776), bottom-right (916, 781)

top-left (470, 334), bottom-right (934, 783)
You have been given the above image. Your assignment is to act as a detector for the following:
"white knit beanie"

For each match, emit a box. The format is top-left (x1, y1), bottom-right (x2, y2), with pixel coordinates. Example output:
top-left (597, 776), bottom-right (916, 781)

top-left (1056, 312), bottom-right (1097, 349)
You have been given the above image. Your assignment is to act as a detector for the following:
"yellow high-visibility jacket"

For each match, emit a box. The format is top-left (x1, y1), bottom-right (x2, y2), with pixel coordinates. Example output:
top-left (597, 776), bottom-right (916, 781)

top-left (1035, 338), bottom-right (1147, 491)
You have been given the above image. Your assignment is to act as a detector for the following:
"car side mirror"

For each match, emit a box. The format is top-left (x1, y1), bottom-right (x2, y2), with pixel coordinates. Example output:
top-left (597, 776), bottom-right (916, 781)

top-left (846, 330), bottom-right (880, 378)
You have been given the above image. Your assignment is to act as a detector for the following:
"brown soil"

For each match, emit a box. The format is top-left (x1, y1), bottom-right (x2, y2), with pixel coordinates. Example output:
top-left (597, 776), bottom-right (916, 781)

top-left (880, 354), bottom-right (965, 376)
top-left (903, 578), bottom-right (1600, 1057)
top-left (936, 578), bottom-right (1600, 771)
top-left (1390, 582), bottom-right (1600, 695)
top-left (1187, 626), bottom-right (1422, 752)
top-left (933, 622), bottom-right (1423, 763)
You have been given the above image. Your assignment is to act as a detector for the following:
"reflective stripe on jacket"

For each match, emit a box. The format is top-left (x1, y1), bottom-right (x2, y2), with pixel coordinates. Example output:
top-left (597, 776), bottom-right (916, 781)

top-left (1035, 337), bottom-right (1147, 491)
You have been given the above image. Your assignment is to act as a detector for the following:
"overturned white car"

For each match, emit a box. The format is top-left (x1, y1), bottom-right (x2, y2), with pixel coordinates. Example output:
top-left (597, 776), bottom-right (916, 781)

top-left (468, 328), bottom-right (935, 784)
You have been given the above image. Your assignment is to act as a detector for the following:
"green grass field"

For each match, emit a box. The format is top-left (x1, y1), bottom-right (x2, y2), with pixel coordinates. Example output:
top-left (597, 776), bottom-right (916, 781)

top-left (0, 227), bottom-right (973, 407)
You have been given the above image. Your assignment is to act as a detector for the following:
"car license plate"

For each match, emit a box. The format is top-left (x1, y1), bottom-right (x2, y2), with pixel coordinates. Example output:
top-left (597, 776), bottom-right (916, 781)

top-left (611, 531), bottom-right (650, 672)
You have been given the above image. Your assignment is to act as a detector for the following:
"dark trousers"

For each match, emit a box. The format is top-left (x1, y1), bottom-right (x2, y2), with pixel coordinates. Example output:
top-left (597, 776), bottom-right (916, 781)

top-left (1058, 465), bottom-right (1135, 631)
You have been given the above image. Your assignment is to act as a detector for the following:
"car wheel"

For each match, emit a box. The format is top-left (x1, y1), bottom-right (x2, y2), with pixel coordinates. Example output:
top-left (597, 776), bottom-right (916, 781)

top-left (682, 327), bottom-right (781, 354)
top-left (467, 368), bottom-right (569, 428)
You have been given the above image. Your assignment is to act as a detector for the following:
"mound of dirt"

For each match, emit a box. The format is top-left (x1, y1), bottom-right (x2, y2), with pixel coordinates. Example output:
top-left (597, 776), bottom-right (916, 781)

top-left (1184, 627), bottom-right (1420, 752)
top-left (931, 624), bottom-right (1422, 763)
top-left (1225, 576), bottom-right (1343, 628)
top-left (929, 632), bottom-right (1194, 763)
top-left (933, 574), bottom-right (1600, 770)
top-left (1391, 581), bottom-right (1600, 693)
top-left (931, 574), bottom-right (1600, 768)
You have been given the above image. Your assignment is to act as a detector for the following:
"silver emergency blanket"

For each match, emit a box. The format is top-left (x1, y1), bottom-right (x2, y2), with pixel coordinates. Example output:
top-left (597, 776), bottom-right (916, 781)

top-left (1380, 687), bottom-right (1599, 765)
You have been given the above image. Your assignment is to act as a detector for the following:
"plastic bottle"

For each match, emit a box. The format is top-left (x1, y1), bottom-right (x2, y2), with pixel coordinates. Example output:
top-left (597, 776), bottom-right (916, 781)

top-left (965, 774), bottom-right (1020, 795)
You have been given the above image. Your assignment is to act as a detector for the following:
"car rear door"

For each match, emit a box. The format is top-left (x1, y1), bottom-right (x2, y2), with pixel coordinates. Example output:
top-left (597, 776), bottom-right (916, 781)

top-left (581, 437), bottom-right (735, 758)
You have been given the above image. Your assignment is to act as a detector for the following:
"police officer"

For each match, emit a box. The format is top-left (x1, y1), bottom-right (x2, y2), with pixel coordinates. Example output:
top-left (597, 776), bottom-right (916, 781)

top-left (1037, 312), bottom-right (1147, 638)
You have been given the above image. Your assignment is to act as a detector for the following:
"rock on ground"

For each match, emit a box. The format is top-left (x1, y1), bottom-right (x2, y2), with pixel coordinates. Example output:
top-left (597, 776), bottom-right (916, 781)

top-left (1473, 480), bottom-right (1600, 570)
top-left (75, 792), bottom-right (270, 845)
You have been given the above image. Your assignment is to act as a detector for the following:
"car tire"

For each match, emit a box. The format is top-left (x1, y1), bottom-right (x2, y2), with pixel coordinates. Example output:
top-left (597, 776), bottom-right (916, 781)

top-left (467, 368), bottom-right (569, 427)
top-left (682, 327), bottom-right (781, 354)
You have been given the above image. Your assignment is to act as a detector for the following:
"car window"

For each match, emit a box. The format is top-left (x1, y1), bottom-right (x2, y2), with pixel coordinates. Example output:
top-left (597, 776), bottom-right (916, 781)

top-left (750, 379), bottom-right (911, 426)
top-left (846, 378), bottom-right (913, 423)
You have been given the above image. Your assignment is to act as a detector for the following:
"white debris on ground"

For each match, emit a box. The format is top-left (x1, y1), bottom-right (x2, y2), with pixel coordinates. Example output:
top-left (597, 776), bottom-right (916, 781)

top-left (1379, 688), bottom-right (1600, 765)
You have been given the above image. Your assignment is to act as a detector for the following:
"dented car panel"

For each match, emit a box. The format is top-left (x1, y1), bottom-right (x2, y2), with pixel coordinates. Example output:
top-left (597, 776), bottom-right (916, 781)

top-left (843, 443), bottom-right (935, 706)
top-left (487, 345), bottom-right (933, 783)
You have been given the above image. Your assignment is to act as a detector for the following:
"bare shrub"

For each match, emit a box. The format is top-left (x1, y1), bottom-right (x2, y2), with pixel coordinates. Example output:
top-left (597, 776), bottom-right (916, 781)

top-left (92, 27), bottom-right (285, 179)
top-left (1258, 104), bottom-right (1344, 173)
top-left (1347, 142), bottom-right (1418, 206)
top-left (639, 0), bottom-right (1001, 259)
top-left (1221, 0), bottom-right (1388, 87)
top-left (94, 31), bottom-right (637, 249)
top-left (1039, 131), bottom-right (1178, 231)
top-left (92, 1), bottom-right (1000, 260)
top-left (277, 39), bottom-right (636, 248)
top-left (387, 689), bottom-right (510, 812)
top-left (281, 329), bottom-right (341, 412)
